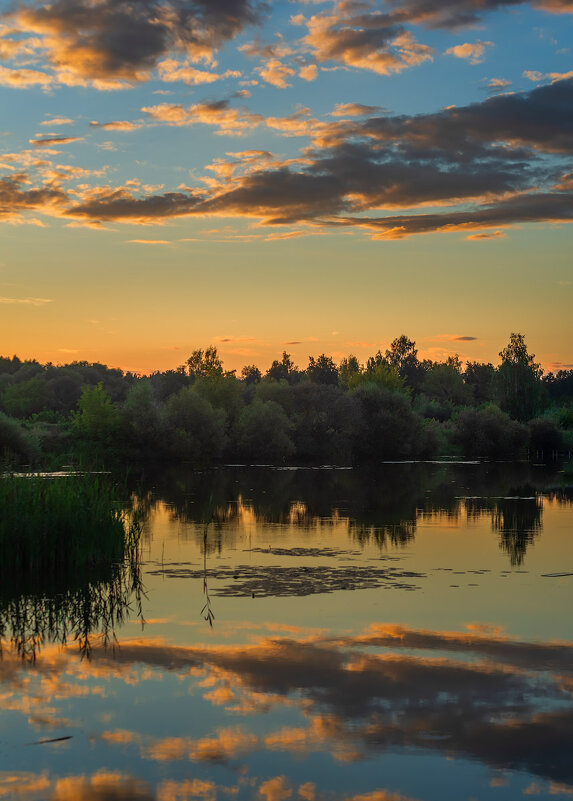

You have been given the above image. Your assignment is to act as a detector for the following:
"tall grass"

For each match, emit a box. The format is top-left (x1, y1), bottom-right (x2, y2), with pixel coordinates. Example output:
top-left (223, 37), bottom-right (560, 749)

top-left (0, 473), bottom-right (140, 579)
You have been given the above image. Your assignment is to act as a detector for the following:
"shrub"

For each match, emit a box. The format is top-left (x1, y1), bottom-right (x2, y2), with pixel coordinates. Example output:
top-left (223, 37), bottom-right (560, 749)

top-left (234, 399), bottom-right (294, 463)
top-left (452, 405), bottom-right (528, 458)
top-left (164, 387), bottom-right (226, 462)
top-left (0, 412), bottom-right (39, 463)
top-left (528, 418), bottom-right (563, 454)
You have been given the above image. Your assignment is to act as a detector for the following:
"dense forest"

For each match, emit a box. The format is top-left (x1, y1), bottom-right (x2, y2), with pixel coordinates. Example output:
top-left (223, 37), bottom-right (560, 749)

top-left (1, 334), bottom-right (572, 467)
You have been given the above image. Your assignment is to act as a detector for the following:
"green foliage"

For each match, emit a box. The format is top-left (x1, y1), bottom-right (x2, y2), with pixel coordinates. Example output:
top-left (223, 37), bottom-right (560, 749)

top-left (351, 384), bottom-right (437, 460)
top-left (0, 412), bottom-right (39, 463)
top-left (186, 346), bottom-right (223, 379)
top-left (255, 379), bottom-right (296, 414)
top-left (234, 399), bottom-right (295, 463)
top-left (497, 333), bottom-right (544, 421)
top-left (1, 338), bottom-right (572, 466)
top-left (423, 363), bottom-right (471, 406)
top-left (72, 382), bottom-right (120, 444)
top-left (266, 351), bottom-right (300, 383)
top-left (288, 384), bottom-right (361, 464)
top-left (452, 405), bottom-right (528, 458)
top-left (348, 364), bottom-right (409, 394)
top-left (164, 387), bottom-right (226, 462)
top-left (0, 474), bottom-right (138, 579)
top-left (306, 354), bottom-right (339, 386)
top-left (241, 364), bottom-right (262, 385)
top-left (383, 335), bottom-right (426, 392)
top-left (193, 372), bottom-right (242, 419)
top-left (543, 369), bottom-right (573, 403)
top-left (121, 379), bottom-right (164, 453)
top-left (414, 393), bottom-right (455, 422)
top-left (338, 355), bottom-right (362, 388)
top-left (528, 418), bottom-right (563, 454)
top-left (464, 361), bottom-right (495, 404)
top-left (1, 377), bottom-right (46, 418)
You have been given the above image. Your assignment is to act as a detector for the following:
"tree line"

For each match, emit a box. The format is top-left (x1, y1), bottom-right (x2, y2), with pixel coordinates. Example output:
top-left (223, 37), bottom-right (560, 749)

top-left (1, 334), bottom-right (572, 466)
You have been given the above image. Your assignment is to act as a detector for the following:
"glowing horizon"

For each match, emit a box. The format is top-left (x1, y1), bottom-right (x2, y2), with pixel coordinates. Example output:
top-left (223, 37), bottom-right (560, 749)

top-left (1, 0), bottom-right (572, 373)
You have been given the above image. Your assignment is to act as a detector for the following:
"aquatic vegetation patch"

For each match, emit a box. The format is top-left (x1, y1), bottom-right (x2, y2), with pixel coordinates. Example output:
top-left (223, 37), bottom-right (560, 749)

top-left (146, 563), bottom-right (425, 596)
top-left (0, 473), bottom-right (139, 580)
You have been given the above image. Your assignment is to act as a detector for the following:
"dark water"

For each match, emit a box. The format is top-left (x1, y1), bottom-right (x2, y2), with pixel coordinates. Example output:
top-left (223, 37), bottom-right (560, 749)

top-left (1, 462), bottom-right (572, 800)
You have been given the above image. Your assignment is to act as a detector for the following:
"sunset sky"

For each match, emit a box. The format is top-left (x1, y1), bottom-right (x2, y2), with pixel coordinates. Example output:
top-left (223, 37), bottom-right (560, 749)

top-left (1, 0), bottom-right (572, 373)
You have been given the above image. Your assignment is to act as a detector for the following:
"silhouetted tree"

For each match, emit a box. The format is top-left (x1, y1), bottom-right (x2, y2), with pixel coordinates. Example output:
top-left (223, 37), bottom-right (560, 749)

top-left (423, 362), bottom-right (471, 406)
top-left (186, 346), bottom-right (223, 379)
top-left (351, 384), bottom-right (436, 460)
top-left (497, 333), bottom-right (544, 421)
top-left (383, 335), bottom-right (426, 392)
top-left (164, 388), bottom-right (226, 462)
top-left (149, 369), bottom-right (189, 401)
top-left (543, 369), bottom-right (573, 402)
top-left (121, 379), bottom-right (164, 454)
top-left (266, 351), bottom-right (300, 383)
top-left (234, 399), bottom-right (294, 463)
top-left (241, 364), bottom-right (262, 385)
top-left (338, 355), bottom-right (361, 387)
top-left (348, 363), bottom-right (409, 394)
top-left (306, 354), bottom-right (339, 385)
top-left (464, 361), bottom-right (495, 404)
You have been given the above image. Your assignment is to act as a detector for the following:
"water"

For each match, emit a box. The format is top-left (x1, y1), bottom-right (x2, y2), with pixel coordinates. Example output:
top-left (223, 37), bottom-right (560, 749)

top-left (1, 462), bottom-right (572, 800)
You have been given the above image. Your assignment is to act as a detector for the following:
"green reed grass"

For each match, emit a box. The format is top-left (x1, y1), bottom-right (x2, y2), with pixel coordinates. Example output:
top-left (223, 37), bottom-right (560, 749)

top-left (0, 473), bottom-right (140, 578)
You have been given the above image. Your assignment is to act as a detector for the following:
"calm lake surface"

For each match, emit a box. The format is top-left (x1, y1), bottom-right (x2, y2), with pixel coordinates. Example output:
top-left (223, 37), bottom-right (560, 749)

top-left (1, 461), bottom-right (572, 801)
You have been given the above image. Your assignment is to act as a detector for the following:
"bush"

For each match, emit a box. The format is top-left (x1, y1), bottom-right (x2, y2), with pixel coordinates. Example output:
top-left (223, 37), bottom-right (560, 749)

top-left (72, 383), bottom-right (120, 445)
top-left (164, 387), bottom-right (226, 462)
top-left (528, 418), bottom-right (563, 454)
top-left (452, 405), bottom-right (528, 458)
top-left (350, 383), bottom-right (437, 461)
top-left (0, 412), bottom-right (39, 463)
top-left (233, 399), bottom-right (294, 463)
top-left (121, 380), bottom-right (165, 455)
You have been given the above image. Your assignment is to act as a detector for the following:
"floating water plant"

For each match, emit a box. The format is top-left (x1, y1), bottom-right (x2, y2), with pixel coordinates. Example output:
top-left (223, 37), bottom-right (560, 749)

top-left (0, 472), bottom-right (140, 580)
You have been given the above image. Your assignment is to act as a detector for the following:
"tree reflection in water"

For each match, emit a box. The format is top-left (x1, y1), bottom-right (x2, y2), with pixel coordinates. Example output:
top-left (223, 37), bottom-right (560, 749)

top-left (0, 556), bottom-right (145, 662)
top-left (130, 461), bottom-right (571, 566)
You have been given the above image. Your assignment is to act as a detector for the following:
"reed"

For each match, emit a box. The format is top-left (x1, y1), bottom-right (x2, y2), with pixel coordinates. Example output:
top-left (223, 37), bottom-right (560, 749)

top-left (0, 472), bottom-right (140, 579)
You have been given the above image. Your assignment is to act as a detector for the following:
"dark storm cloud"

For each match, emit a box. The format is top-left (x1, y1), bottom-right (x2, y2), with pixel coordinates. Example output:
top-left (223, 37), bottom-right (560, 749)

top-left (6, 0), bottom-right (267, 84)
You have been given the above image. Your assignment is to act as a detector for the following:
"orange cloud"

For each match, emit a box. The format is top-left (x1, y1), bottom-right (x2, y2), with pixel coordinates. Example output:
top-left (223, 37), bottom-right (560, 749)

top-left (299, 3), bottom-right (433, 75)
top-left (0, 65), bottom-right (53, 88)
top-left (259, 777), bottom-right (292, 801)
top-left (444, 41), bottom-right (493, 65)
top-left (142, 100), bottom-right (263, 135)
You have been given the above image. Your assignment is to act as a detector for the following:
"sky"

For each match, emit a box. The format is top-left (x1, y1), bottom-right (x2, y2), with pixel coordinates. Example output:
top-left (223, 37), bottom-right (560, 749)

top-left (0, 0), bottom-right (572, 374)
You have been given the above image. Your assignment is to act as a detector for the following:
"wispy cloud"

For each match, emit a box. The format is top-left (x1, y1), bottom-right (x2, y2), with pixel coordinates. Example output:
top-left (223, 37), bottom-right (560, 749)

top-left (0, 295), bottom-right (52, 305)
top-left (30, 135), bottom-right (83, 148)
top-left (127, 239), bottom-right (171, 244)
